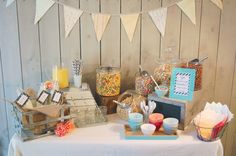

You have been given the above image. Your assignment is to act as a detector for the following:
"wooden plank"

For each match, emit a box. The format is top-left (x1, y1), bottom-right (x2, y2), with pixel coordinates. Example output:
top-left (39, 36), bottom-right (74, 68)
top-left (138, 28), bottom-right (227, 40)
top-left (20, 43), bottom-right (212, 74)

top-left (161, 0), bottom-right (182, 58)
top-left (0, 0), bottom-right (23, 141)
top-left (225, 56), bottom-right (236, 156)
top-left (0, 48), bottom-right (9, 156)
top-left (141, 0), bottom-right (161, 74)
top-left (214, 0), bottom-right (236, 150)
top-left (179, 0), bottom-right (202, 59)
top-left (213, 0), bottom-right (236, 155)
top-left (120, 0), bottom-right (141, 91)
top-left (39, 3), bottom-right (61, 81)
top-left (59, 0), bottom-right (81, 82)
top-left (198, 0), bottom-right (221, 103)
top-left (101, 0), bottom-right (120, 67)
top-left (80, 0), bottom-right (100, 95)
top-left (17, 0), bottom-right (42, 90)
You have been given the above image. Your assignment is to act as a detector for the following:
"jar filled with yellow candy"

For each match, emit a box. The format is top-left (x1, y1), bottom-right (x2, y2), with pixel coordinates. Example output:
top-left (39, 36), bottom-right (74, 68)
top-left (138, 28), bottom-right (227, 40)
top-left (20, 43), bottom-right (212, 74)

top-left (96, 67), bottom-right (121, 97)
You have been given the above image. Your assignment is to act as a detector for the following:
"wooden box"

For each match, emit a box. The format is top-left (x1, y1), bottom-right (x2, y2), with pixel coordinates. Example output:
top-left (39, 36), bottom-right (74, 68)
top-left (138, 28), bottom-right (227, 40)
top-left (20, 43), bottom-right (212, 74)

top-left (148, 93), bottom-right (194, 130)
top-left (13, 103), bottom-right (73, 141)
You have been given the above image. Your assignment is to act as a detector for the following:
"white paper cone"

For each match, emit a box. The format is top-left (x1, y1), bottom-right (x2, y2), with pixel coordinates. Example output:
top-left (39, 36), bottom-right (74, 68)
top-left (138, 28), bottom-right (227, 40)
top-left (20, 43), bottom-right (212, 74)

top-left (6, 0), bottom-right (15, 7)
top-left (64, 6), bottom-right (83, 38)
top-left (92, 14), bottom-right (111, 41)
top-left (149, 7), bottom-right (168, 37)
top-left (120, 13), bottom-right (140, 42)
top-left (177, 0), bottom-right (196, 25)
top-left (34, 0), bottom-right (55, 24)
top-left (211, 0), bottom-right (223, 10)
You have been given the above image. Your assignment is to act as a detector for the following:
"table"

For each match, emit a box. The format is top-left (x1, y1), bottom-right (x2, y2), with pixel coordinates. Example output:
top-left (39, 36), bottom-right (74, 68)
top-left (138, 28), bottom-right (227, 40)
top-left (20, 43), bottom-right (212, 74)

top-left (8, 114), bottom-right (223, 156)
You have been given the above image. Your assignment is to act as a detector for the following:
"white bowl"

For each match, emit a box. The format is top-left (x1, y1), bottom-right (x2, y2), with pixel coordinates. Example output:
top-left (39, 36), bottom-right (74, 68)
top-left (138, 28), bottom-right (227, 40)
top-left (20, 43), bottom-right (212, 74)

top-left (141, 124), bottom-right (156, 136)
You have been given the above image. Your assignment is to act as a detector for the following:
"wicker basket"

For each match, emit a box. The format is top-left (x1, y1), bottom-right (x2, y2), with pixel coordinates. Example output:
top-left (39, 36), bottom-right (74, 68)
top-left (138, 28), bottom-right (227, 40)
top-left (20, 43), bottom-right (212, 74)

top-left (193, 121), bottom-right (229, 142)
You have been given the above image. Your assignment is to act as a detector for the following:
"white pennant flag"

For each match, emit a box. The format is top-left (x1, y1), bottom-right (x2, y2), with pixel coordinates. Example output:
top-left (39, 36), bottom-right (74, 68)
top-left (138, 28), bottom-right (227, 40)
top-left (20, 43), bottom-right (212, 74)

top-left (6, 0), bottom-right (15, 7)
top-left (64, 6), bottom-right (83, 38)
top-left (34, 0), bottom-right (55, 24)
top-left (92, 14), bottom-right (111, 41)
top-left (149, 7), bottom-right (168, 37)
top-left (177, 0), bottom-right (196, 25)
top-left (211, 0), bottom-right (223, 10)
top-left (121, 14), bottom-right (139, 42)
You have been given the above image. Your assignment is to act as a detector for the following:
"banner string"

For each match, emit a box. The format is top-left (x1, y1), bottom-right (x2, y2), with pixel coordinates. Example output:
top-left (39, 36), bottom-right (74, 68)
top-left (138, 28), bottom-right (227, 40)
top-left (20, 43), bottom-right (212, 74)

top-left (52, 0), bottom-right (182, 16)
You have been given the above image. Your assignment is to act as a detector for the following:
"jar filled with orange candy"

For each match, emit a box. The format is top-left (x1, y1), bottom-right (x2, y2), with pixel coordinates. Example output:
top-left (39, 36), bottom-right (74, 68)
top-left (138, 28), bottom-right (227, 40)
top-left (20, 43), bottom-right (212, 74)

top-left (96, 67), bottom-right (121, 97)
top-left (180, 58), bottom-right (206, 91)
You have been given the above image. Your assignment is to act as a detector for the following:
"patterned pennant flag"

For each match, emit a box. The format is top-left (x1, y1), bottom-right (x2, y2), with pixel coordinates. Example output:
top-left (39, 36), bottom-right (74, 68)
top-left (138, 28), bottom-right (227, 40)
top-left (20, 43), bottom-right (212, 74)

top-left (6, 0), bottom-right (15, 7)
top-left (149, 7), bottom-right (168, 37)
top-left (177, 0), bottom-right (196, 25)
top-left (120, 13), bottom-right (140, 42)
top-left (92, 14), bottom-right (111, 41)
top-left (211, 0), bottom-right (223, 10)
top-left (34, 0), bottom-right (55, 24)
top-left (64, 5), bottom-right (83, 38)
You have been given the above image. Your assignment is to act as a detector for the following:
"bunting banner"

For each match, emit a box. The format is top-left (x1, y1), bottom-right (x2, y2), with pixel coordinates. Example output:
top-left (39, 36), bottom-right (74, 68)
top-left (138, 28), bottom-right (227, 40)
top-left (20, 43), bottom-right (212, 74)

top-left (177, 0), bottom-right (196, 25)
top-left (64, 6), bottom-right (83, 38)
top-left (34, 0), bottom-right (55, 24)
top-left (92, 14), bottom-right (111, 41)
top-left (149, 7), bottom-right (168, 37)
top-left (5, 0), bottom-right (208, 41)
top-left (6, 0), bottom-right (15, 7)
top-left (211, 0), bottom-right (223, 10)
top-left (121, 13), bottom-right (139, 42)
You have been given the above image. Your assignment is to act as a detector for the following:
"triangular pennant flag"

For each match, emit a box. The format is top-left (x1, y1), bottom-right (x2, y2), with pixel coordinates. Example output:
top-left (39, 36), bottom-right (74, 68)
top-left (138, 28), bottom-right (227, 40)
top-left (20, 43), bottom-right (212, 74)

top-left (34, 0), bottom-right (55, 24)
top-left (121, 14), bottom-right (139, 42)
top-left (177, 0), bottom-right (196, 25)
top-left (6, 0), bottom-right (15, 7)
top-left (64, 5), bottom-right (83, 38)
top-left (211, 0), bottom-right (223, 10)
top-left (92, 14), bottom-right (111, 41)
top-left (149, 7), bottom-right (168, 37)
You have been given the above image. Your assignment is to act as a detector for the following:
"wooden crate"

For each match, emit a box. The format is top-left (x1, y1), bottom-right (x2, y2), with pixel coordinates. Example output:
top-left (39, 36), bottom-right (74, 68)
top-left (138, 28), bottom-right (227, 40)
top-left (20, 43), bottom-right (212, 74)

top-left (12, 103), bottom-right (74, 141)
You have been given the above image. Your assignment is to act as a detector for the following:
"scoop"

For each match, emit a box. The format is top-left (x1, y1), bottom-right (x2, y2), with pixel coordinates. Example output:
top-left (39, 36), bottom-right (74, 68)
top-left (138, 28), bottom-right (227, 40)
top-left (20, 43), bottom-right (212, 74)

top-left (139, 65), bottom-right (160, 90)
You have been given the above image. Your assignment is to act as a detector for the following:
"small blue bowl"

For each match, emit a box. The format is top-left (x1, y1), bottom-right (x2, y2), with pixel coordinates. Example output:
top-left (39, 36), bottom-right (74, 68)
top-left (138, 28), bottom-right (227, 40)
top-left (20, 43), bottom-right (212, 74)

top-left (129, 121), bottom-right (143, 131)
top-left (129, 113), bottom-right (143, 123)
top-left (128, 113), bottom-right (143, 131)
top-left (155, 86), bottom-right (168, 97)
top-left (163, 118), bottom-right (179, 135)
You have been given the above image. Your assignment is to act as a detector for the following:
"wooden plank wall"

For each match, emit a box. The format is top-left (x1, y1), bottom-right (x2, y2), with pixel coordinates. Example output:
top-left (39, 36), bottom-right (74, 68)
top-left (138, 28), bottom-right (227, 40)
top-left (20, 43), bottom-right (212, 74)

top-left (0, 0), bottom-right (236, 155)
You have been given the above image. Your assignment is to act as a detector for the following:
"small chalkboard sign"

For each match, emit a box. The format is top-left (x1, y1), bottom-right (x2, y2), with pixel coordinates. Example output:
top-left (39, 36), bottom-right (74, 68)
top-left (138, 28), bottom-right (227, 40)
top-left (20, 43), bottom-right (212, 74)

top-left (15, 93), bottom-right (29, 107)
top-left (51, 91), bottom-right (63, 104)
top-left (37, 90), bottom-right (50, 104)
top-left (169, 68), bottom-right (196, 101)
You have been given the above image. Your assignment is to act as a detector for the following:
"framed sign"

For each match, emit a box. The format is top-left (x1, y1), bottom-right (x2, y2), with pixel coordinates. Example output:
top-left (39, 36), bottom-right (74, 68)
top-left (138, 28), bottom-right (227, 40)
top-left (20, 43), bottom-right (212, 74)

top-left (15, 93), bottom-right (29, 107)
top-left (52, 91), bottom-right (63, 103)
top-left (37, 90), bottom-right (50, 104)
top-left (169, 68), bottom-right (196, 101)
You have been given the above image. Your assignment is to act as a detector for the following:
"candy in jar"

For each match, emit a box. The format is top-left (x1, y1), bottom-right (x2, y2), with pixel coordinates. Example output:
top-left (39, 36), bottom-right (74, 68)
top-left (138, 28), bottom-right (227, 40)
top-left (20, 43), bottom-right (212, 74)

top-left (153, 58), bottom-right (180, 86)
top-left (181, 62), bottom-right (203, 91)
top-left (135, 70), bottom-right (154, 96)
top-left (96, 67), bottom-right (121, 96)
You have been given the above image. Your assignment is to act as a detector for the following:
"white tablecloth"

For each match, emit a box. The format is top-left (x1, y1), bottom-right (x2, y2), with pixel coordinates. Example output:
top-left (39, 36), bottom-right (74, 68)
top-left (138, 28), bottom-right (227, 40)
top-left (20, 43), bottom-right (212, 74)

top-left (8, 114), bottom-right (223, 156)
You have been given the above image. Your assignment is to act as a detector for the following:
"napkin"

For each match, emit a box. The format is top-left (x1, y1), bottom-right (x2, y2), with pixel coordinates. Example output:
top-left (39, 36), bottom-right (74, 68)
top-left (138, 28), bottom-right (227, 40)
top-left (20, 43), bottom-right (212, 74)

top-left (194, 102), bottom-right (233, 140)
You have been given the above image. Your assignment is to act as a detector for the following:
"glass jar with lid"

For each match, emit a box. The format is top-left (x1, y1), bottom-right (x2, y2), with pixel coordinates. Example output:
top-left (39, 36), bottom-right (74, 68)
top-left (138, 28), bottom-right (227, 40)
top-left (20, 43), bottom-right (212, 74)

top-left (153, 58), bottom-right (181, 86)
top-left (96, 66), bottom-right (121, 96)
top-left (135, 70), bottom-right (154, 96)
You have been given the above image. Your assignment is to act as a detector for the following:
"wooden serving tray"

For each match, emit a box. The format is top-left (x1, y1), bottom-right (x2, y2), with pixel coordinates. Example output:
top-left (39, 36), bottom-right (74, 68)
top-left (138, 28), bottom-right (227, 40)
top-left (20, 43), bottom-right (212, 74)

top-left (124, 125), bottom-right (178, 140)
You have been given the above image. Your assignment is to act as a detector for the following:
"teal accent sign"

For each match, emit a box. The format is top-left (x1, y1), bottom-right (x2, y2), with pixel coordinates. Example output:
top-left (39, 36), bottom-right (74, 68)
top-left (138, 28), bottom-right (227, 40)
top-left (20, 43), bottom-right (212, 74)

top-left (169, 68), bottom-right (196, 101)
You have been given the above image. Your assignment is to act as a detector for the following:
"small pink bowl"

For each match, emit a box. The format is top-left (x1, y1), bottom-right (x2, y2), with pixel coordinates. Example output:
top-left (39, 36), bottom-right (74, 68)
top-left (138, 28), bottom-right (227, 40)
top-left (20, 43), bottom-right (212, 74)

top-left (149, 113), bottom-right (164, 123)
top-left (149, 113), bottom-right (164, 131)
top-left (149, 120), bottom-right (163, 131)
